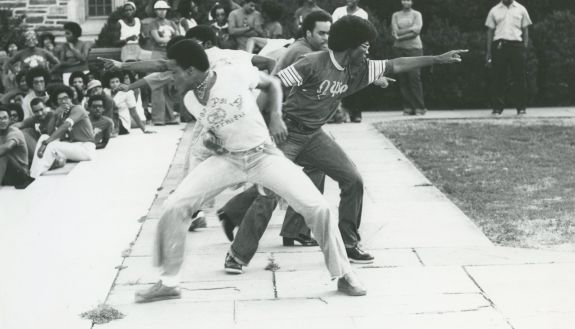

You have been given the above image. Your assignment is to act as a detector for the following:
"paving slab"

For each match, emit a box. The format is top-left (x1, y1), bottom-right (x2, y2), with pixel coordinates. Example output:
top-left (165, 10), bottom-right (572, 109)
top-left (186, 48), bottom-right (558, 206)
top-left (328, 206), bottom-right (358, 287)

top-left (416, 246), bottom-right (575, 266)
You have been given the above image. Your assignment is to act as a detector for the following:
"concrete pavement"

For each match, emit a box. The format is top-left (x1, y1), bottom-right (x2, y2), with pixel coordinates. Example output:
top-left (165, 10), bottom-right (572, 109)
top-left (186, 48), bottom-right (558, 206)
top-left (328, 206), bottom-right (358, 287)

top-left (2, 108), bottom-right (575, 329)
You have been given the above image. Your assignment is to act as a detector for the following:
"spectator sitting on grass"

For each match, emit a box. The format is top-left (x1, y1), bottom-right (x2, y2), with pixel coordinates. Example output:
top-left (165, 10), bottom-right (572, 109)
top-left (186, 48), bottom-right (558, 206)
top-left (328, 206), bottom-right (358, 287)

top-left (38, 33), bottom-right (56, 54)
top-left (30, 84), bottom-right (96, 178)
top-left (105, 71), bottom-right (154, 135)
top-left (178, 0), bottom-right (199, 34)
top-left (7, 103), bottom-right (24, 125)
top-left (228, 0), bottom-right (264, 51)
top-left (87, 95), bottom-right (114, 150)
top-left (55, 22), bottom-right (91, 84)
top-left (294, 0), bottom-right (323, 29)
top-left (210, 4), bottom-right (236, 49)
top-left (22, 67), bottom-right (51, 120)
top-left (0, 107), bottom-right (34, 189)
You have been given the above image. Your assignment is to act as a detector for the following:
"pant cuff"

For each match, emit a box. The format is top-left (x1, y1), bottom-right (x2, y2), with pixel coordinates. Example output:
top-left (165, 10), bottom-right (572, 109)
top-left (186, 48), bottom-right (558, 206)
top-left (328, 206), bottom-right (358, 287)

top-left (228, 247), bottom-right (249, 266)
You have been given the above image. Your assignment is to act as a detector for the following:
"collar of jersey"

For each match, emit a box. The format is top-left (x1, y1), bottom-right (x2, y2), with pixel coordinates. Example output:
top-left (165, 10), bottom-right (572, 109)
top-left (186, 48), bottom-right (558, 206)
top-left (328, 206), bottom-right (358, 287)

top-left (329, 50), bottom-right (345, 71)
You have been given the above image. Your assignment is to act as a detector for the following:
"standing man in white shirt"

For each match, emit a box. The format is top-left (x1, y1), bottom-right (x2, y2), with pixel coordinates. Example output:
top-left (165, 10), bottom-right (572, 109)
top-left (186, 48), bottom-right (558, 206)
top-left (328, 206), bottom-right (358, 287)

top-left (485, 0), bottom-right (532, 115)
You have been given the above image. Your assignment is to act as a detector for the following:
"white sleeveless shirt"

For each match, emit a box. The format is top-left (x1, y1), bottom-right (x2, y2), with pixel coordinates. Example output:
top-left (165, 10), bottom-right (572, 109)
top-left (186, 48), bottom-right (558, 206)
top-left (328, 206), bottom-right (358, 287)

top-left (119, 18), bottom-right (141, 44)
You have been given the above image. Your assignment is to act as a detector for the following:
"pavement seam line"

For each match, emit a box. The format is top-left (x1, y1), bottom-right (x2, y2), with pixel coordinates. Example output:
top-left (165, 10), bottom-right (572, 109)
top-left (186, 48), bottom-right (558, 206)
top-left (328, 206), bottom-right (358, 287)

top-left (462, 266), bottom-right (517, 329)
top-left (411, 248), bottom-right (426, 266)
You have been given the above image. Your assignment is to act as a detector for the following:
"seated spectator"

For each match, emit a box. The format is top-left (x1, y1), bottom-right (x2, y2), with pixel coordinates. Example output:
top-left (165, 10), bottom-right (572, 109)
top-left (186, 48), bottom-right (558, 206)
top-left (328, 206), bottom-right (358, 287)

top-left (22, 67), bottom-right (51, 119)
top-left (210, 4), bottom-right (236, 49)
top-left (105, 71), bottom-right (153, 135)
top-left (87, 95), bottom-right (114, 150)
top-left (13, 98), bottom-right (56, 163)
top-left (7, 103), bottom-right (24, 125)
top-left (69, 71), bottom-right (87, 104)
top-left (208, 0), bottom-right (241, 21)
top-left (55, 22), bottom-right (91, 84)
top-left (4, 41), bottom-right (19, 58)
top-left (121, 70), bottom-right (147, 122)
top-left (3, 30), bottom-right (60, 73)
top-left (228, 0), bottom-right (264, 51)
top-left (245, 0), bottom-right (293, 55)
top-left (1, 71), bottom-right (29, 105)
top-left (38, 33), bottom-right (56, 54)
top-left (30, 85), bottom-right (96, 178)
top-left (85, 80), bottom-right (116, 126)
top-left (294, 0), bottom-right (323, 29)
top-left (178, 0), bottom-right (199, 34)
top-left (112, 1), bottom-right (150, 62)
top-left (2, 59), bottom-right (23, 92)
top-left (0, 107), bottom-right (34, 188)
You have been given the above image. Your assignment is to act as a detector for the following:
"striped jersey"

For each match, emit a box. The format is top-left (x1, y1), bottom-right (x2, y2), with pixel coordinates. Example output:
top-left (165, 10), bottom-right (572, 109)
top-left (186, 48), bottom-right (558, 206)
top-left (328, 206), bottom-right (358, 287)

top-left (277, 50), bottom-right (388, 130)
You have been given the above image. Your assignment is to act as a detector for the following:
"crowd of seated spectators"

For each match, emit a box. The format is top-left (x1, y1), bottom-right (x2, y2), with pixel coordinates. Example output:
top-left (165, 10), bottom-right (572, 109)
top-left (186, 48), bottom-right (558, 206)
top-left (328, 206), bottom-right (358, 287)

top-left (0, 0), bottom-right (358, 189)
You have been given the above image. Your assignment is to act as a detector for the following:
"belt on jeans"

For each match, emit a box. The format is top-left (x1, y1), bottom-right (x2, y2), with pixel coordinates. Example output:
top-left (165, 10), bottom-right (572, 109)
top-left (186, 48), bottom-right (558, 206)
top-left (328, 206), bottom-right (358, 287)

top-left (223, 143), bottom-right (266, 156)
top-left (283, 114), bottom-right (317, 134)
top-left (494, 39), bottom-right (523, 47)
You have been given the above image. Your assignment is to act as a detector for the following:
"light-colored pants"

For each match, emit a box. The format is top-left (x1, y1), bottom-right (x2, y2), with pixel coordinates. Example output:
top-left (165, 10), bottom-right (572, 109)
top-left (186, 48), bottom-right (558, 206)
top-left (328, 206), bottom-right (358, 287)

top-left (153, 144), bottom-right (351, 282)
top-left (30, 135), bottom-right (96, 178)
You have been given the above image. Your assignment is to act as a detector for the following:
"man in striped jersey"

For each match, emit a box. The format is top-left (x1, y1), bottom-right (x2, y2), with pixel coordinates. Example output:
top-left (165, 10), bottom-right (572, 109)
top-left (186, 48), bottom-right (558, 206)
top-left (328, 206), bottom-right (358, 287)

top-left (222, 16), bottom-right (467, 272)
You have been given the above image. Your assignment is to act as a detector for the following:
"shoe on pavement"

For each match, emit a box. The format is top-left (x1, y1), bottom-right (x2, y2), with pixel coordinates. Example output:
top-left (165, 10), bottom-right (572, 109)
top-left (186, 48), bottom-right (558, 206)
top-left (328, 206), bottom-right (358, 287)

top-left (337, 272), bottom-right (367, 296)
top-left (188, 210), bottom-right (207, 231)
top-left (282, 234), bottom-right (319, 246)
top-left (224, 253), bottom-right (243, 274)
top-left (218, 211), bottom-right (236, 241)
top-left (346, 246), bottom-right (374, 264)
top-left (135, 280), bottom-right (181, 303)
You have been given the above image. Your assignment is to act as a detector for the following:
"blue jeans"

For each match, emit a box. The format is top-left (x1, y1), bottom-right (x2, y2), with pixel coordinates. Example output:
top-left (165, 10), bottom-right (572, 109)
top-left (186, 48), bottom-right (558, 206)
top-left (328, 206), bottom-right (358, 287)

top-left (226, 126), bottom-right (364, 265)
top-left (153, 143), bottom-right (351, 281)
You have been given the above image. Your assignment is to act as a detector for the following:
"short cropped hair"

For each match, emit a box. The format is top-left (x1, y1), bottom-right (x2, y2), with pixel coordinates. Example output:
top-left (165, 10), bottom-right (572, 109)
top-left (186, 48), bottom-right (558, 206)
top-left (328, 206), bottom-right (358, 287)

top-left (88, 94), bottom-right (106, 107)
top-left (328, 15), bottom-right (377, 52)
top-left (185, 25), bottom-right (217, 45)
top-left (167, 39), bottom-right (209, 71)
top-left (302, 10), bottom-right (332, 35)
top-left (68, 71), bottom-right (87, 86)
top-left (30, 97), bottom-right (44, 108)
top-left (63, 22), bottom-right (82, 38)
top-left (167, 35), bottom-right (186, 51)
top-left (26, 67), bottom-right (50, 89)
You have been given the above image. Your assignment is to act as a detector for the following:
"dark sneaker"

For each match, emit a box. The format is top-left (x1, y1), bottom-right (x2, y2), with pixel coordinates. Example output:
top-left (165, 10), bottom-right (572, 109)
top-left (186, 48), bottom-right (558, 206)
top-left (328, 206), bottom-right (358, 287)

top-left (346, 246), bottom-right (374, 264)
top-left (218, 211), bottom-right (236, 242)
top-left (282, 234), bottom-right (319, 247)
top-left (337, 272), bottom-right (367, 296)
top-left (188, 211), bottom-right (207, 231)
top-left (224, 253), bottom-right (243, 274)
top-left (135, 280), bottom-right (181, 303)
top-left (517, 109), bottom-right (527, 115)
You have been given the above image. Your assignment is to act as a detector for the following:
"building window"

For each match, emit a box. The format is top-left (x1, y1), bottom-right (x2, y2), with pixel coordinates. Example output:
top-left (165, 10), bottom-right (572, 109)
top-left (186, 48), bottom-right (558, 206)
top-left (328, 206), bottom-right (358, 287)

top-left (88, 0), bottom-right (113, 17)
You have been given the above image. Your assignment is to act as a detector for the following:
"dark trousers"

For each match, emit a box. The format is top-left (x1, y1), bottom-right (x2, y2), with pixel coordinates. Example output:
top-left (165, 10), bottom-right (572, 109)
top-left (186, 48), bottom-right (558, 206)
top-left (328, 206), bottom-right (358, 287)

top-left (393, 47), bottom-right (426, 114)
top-left (0, 156), bottom-right (31, 187)
top-left (491, 40), bottom-right (527, 112)
top-left (222, 124), bottom-right (364, 264)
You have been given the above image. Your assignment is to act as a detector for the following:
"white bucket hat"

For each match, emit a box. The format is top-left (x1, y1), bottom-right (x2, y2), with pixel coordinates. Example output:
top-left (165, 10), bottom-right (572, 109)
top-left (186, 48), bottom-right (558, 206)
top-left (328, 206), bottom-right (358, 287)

top-left (154, 1), bottom-right (171, 10)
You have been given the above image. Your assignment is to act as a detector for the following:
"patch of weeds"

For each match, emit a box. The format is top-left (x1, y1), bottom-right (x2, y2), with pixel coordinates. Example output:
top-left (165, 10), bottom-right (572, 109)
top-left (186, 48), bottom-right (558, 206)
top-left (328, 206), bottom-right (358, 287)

top-left (265, 255), bottom-right (280, 271)
top-left (80, 304), bottom-right (125, 324)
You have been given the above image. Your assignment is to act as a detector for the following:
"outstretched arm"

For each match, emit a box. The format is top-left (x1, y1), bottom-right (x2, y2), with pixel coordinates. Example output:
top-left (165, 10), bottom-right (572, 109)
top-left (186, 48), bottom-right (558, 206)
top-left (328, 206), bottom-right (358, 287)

top-left (388, 49), bottom-right (468, 74)
top-left (98, 57), bottom-right (171, 73)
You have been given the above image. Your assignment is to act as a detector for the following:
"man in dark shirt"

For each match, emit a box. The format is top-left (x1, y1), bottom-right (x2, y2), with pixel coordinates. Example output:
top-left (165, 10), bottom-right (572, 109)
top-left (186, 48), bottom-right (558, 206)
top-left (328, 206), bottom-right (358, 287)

top-left (88, 95), bottom-right (114, 150)
top-left (30, 85), bottom-right (96, 178)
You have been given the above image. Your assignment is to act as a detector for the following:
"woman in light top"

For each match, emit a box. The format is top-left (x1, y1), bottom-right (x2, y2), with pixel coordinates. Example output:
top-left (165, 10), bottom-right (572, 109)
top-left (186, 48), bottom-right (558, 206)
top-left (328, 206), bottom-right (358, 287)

top-left (178, 0), bottom-right (199, 35)
top-left (392, 0), bottom-right (426, 115)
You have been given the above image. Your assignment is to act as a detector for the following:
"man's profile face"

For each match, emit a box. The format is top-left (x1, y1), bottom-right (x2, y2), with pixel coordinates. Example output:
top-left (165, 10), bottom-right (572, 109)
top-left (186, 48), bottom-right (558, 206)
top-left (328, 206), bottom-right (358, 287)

top-left (90, 100), bottom-right (105, 118)
top-left (171, 65), bottom-right (196, 92)
top-left (307, 21), bottom-right (331, 51)
top-left (349, 42), bottom-right (370, 64)
top-left (32, 76), bottom-right (46, 93)
top-left (0, 111), bottom-right (10, 130)
top-left (32, 103), bottom-right (46, 120)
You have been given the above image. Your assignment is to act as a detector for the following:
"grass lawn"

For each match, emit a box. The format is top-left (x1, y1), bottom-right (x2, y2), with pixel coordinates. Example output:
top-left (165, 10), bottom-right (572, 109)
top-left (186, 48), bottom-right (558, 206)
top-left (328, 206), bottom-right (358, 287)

top-left (376, 118), bottom-right (575, 249)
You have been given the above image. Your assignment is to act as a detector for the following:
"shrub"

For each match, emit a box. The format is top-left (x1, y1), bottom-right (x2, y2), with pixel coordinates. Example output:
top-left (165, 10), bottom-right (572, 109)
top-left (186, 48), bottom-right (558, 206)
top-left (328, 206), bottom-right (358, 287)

top-left (532, 11), bottom-right (575, 105)
top-left (0, 9), bottom-right (26, 51)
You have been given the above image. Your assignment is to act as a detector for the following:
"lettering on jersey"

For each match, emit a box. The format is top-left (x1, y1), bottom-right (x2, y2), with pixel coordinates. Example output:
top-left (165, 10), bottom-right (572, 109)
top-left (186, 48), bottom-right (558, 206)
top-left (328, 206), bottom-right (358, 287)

top-left (198, 95), bottom-right (246, 130)
top-left (317, 80), bottom-right (348, 98)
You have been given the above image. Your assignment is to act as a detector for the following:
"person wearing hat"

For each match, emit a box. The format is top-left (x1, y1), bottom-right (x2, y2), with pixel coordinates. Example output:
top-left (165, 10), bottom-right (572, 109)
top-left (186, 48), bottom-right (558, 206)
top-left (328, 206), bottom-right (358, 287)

top-left (85, 80), bottom-right (117, 130)
top-left (149, 0), bottom-right (180, 125)
top-left (112, 1), bottom-right (150, 62)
